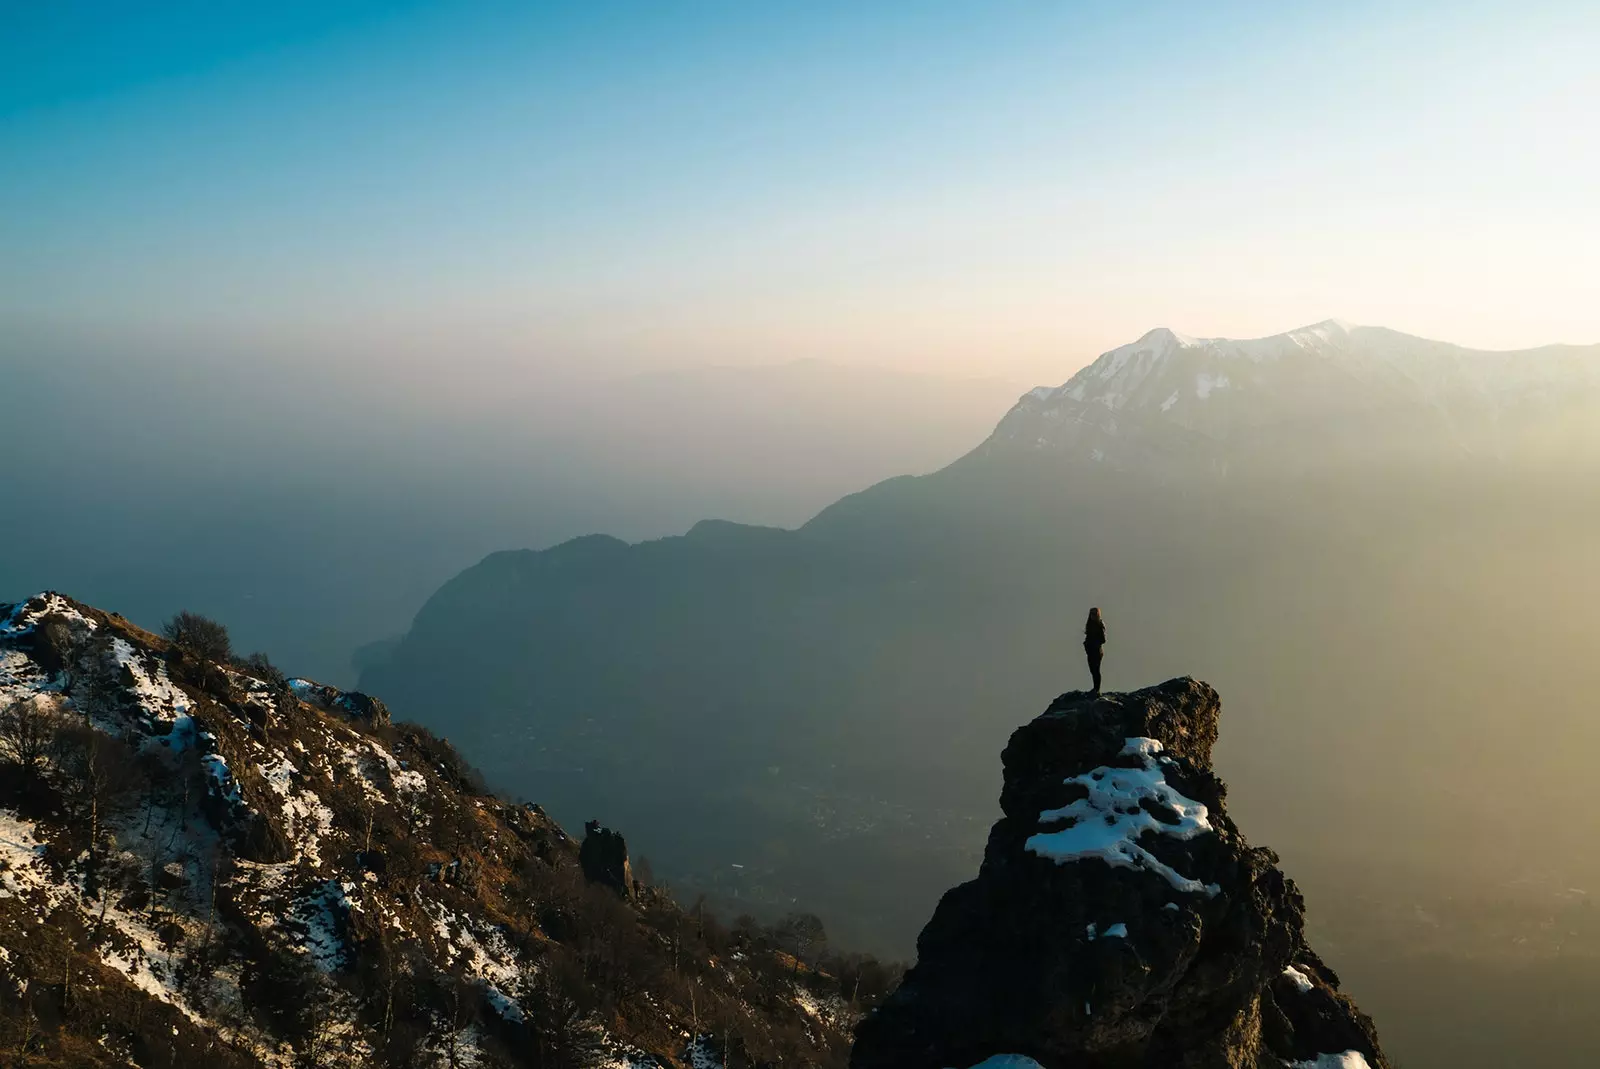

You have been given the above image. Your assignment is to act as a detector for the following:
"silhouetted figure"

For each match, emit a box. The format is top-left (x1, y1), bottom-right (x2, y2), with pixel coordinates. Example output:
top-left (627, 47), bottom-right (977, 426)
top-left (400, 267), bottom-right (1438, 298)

top-left (1084, 607), bottom-right (1106, 695)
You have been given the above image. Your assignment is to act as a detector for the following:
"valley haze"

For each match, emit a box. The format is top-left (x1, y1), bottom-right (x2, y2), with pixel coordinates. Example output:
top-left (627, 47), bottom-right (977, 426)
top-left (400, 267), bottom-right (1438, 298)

top-left (5, 3), bottom-right (1600, 1068)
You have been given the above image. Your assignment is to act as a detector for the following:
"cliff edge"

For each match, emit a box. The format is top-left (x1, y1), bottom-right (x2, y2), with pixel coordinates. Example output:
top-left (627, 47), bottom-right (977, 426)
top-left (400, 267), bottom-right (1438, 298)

top-left (851, 678), bottom-right (1388, 1069)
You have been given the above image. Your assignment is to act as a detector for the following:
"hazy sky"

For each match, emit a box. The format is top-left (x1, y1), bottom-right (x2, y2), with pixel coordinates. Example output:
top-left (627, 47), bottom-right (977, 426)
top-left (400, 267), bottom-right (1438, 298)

top-left (3, 1), bottom-right (1597, 386)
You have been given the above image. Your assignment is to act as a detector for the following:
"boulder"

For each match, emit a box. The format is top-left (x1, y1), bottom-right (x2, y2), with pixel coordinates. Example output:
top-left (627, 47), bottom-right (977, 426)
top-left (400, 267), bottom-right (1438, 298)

top-left (333, 690), bottom-right (392, 727)
top-left (287, 678), bottom-right (392, 727)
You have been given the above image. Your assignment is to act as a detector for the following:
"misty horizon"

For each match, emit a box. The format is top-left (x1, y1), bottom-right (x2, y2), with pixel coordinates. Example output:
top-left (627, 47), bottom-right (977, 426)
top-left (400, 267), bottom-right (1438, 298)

top-left (5, 5), bottom-right (1600, 1069)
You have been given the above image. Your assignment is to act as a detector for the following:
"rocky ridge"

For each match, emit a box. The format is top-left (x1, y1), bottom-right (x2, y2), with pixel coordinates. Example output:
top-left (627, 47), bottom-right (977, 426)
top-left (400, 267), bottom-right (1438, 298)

top-left (0, 593), bottom-right (857, 1068)
top-left (850, 678), bottom-right (1388, 1069)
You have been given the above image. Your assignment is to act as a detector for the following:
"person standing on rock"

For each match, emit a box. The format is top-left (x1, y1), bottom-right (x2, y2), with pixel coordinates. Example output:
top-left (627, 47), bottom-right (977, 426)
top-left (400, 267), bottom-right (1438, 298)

top-left (1084, 607), bottom-right (1106, 695)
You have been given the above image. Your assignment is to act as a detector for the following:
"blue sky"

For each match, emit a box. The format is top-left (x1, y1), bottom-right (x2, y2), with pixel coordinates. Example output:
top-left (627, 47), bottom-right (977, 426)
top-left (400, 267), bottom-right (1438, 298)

top-left (3, 1), bottom-right (1596, 383)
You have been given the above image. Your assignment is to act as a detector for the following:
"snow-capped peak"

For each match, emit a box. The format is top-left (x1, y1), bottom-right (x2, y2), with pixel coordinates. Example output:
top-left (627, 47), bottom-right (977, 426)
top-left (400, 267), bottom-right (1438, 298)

top-left (1135, 326), bottom-right (1200, 350)
top-left (985, 321), bottom-right (1600, 470)
top-left (1018, 319), bottom-right (1382, 414)
top-left (1283, 318), bottom-right (1355, 348)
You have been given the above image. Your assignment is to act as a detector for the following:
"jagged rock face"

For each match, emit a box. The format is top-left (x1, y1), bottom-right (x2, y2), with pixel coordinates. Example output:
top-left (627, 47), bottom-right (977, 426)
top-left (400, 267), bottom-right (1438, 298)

top-left (580, 820), bottom-right (635, 899)
top-left (851, 679), bottom-right (1389, 1069)
top-left (287, 677), bottom-right (393, 726)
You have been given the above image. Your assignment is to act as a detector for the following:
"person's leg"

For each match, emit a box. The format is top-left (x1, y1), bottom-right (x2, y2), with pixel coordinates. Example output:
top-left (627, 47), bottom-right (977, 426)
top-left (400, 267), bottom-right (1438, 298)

top-left (1087, 646), bottom-right (1102, 694)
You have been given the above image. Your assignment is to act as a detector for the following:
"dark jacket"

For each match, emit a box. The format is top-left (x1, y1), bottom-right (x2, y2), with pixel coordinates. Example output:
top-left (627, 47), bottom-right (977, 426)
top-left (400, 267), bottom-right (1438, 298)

top-left (1084, 613), bottom-right (1106, 648)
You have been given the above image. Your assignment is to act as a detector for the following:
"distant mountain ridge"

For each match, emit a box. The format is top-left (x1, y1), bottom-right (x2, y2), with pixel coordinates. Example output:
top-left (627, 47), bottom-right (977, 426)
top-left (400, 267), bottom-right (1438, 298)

top-left (0, 353), bottom-right (1023, 688)
top-left (983, 321), bottom-right (1600, 473)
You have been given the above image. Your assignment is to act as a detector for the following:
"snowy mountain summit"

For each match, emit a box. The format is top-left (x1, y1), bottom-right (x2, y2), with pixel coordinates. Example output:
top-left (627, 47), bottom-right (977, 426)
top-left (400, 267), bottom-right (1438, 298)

top-left (0, 593), bottom-right (859, 1068)
top-left (986, 322), bottom-right (1600, 473)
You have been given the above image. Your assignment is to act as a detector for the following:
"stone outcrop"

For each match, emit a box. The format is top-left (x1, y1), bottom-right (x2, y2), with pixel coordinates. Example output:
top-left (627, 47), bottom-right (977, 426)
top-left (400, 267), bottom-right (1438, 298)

top-left (331, 689), bottom-right (392, 726)
top-left (580, 820), bottom-right (635, 899)
top-left (851, 678), bottom-right (1389, 1069)
top-left (288, 677), bottom-right (392, 726)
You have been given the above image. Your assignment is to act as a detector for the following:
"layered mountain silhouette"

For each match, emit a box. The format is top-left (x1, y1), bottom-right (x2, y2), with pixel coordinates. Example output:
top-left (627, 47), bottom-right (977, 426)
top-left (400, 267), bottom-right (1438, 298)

top-left (358, 323), bottom-right (1600, 1066)
top-left (0, 355), bottom-right (1021, 687)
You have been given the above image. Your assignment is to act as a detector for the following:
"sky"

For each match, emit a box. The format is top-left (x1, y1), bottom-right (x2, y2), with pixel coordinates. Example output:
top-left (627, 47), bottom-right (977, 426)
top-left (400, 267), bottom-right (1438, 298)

top-left (3, 0), bottom-right (1598, 388)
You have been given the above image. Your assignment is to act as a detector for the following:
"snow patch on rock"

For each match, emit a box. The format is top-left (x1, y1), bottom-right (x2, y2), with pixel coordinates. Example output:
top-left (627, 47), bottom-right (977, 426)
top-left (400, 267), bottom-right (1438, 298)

top-left (1025, 736), bottom-right (1218, 896)
top-left (0, 810), bottom-right (64, 909)
top-left (110, 637), bottom-right (192, 726)
top-left (1288, 1054), bottom-right (1373, 1069)
top-left (1195, 371), bottom-right (1230, 400)
top-left (293, 880), bottom-right (353, 972)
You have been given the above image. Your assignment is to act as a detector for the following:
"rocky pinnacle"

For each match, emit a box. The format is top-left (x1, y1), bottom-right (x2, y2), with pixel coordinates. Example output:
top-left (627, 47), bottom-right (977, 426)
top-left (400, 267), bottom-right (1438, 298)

top-left (850, 678), bottom-right (1389, 1069)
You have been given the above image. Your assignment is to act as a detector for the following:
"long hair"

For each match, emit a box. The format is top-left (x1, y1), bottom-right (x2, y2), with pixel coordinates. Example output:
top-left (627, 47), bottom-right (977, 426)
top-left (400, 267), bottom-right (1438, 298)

top-left (1087, 607), bottom-right (1102, 625)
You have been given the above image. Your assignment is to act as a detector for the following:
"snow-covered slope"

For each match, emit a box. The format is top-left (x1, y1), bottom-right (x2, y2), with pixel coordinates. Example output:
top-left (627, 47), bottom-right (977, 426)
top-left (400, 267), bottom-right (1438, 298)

top-left (985, 321), bottom-right (1600, 472)
top-left (0, 593), bottom-right (857, 1068)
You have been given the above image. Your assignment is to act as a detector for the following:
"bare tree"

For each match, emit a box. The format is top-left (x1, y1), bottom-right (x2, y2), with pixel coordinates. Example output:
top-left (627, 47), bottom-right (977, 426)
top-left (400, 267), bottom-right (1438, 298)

top-left (441, 974), bottom-right (481, 1069)
top-left (163, 611), bottom-right (233, 663)
top-left (775, 912), bottom-right (828, 979)
top-left (521, 954), bottom-right (604, 1069)
top-left (370, 929), bottom-right (412, 1038)
top-left (53, 725), bottom-right (142, 863)
top-left (0, 697), bottom-right (60, 777)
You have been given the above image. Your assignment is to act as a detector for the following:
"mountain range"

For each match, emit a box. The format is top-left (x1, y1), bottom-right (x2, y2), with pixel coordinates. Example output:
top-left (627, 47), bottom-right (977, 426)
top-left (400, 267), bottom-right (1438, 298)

top-left (0, 353), bottom-right (1020, 686)
top-left (358, 322), bottom-right (1600, 1069)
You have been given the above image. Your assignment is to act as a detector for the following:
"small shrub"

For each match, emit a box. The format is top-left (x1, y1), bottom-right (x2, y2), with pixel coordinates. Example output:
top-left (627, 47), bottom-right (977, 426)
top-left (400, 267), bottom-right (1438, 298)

top-left (162, 611), bottom-right (232, 663)
top-left (235, 651), bottom-right (285, 686)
